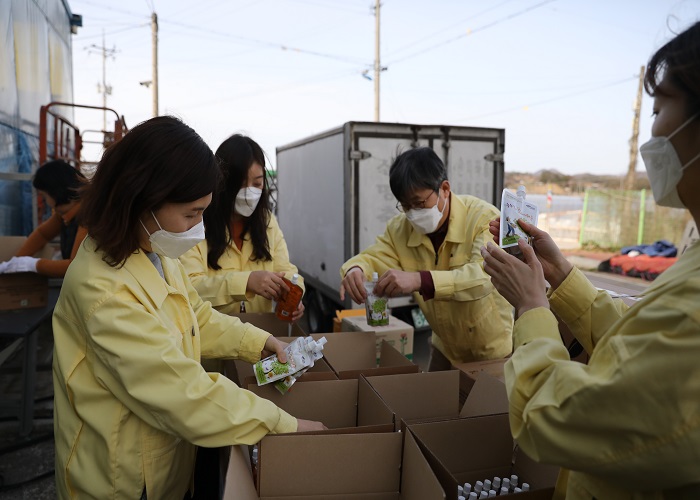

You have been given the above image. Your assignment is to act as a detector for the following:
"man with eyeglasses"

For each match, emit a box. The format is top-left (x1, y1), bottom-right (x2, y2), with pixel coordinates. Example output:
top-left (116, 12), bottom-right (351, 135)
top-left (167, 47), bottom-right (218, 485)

top-left (339, 147), bottom-right (513, 371)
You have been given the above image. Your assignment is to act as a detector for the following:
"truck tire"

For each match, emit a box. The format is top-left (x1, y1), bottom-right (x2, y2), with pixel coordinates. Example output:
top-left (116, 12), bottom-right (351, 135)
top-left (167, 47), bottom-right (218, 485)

top-left (304, 287), bottom-right (334, 333)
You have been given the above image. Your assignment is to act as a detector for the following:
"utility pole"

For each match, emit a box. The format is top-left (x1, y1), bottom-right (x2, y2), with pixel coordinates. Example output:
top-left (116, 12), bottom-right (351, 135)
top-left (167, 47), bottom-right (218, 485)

top-left (625, 66), bottom-right (645, 191)
top-left (151, 12), bottom-right (159, 117)
top-left (373, 0), bottom-right (380, 122)
top-left (88, 31), bottom-right (117, 130)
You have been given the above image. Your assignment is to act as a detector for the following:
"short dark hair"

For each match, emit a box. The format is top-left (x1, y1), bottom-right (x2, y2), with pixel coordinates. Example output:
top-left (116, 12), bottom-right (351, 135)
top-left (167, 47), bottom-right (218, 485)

top-left (205, 134), bottom-right (272, 269)
top-left (645, 21), bottom-right (700, 116)
top-left (389, 147), bottom-right (447, 203)
top-left (80, 116), bottom-right (219, 267)
top-left (32, 160), bottom-right (85, 206)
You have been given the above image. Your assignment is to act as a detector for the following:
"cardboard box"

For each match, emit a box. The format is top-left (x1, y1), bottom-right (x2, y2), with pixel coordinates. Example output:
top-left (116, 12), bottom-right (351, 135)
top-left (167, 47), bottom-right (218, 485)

top-left (363, 371), bottom-right (462, 430)
top-left (224, 425), bottom-right (444, 500)
top-left (341, 313), bottom-right (414, 362)
top-left (333, 308), bottom-right (366, 332)
top-left (310, 332), bottom-right (419, 379)
top-left (0, 236), bottom-right (52, 311)
top-left (452, 358), bottom-right (507, 405)
top-left (246, 377), bottom-right (393, 431)
top-left (233, 312), bottom-right (306, 337)
top-left (408, 413), bottom-right (559, 500)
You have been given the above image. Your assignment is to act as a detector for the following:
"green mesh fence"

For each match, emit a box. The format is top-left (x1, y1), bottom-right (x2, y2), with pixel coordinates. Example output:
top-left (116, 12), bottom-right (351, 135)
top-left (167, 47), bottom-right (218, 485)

top-left (578, 189), bottom-right (691, 251)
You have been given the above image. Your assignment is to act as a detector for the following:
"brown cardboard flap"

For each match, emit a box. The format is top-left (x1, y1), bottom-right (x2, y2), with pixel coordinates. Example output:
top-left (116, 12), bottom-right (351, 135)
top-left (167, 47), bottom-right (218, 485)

top-left (513, 447), bottom-right (560, 489)
top-left (222, 445), bottom-right (258, 500)
top-left (365, 371), bottom-right (460, 426)
top-left (248, 379), bottom-right (360, 429)
top-left (400, 431), bottom-right (445, 500)
top-left (357, 375), bottom-right (395, 427)
top-left (452, 358), bottom-right (507, 383)
top-left (378, 340), bottom-right (414, 368)
top-left (233, 313), bottom-right (306, 337)
top-left (258, 433), bottom-right (402, 497)
top-left (409, 415), bottom-right (513, 475)
top-left (459, 372), bottom-right (508, 418)
top-left (312, 331), bottom-right (377, 371)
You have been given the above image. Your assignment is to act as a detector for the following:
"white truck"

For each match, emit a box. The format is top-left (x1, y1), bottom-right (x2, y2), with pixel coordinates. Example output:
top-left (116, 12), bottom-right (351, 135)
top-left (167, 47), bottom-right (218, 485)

top-left (275, 121), bottom-right (505, 332)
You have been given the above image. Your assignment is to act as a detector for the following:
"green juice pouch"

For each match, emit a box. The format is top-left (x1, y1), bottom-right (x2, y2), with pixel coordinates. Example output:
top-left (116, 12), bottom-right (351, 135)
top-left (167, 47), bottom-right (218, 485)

top-left (365, 272), bottom-right (389, 326)
top-left (254, 337), bottom-right (327, 387)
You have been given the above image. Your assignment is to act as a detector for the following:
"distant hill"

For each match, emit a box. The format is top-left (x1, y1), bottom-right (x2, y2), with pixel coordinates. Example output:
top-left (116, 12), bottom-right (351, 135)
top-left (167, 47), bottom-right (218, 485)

top-left (505, 169), bottom-right (651, 194)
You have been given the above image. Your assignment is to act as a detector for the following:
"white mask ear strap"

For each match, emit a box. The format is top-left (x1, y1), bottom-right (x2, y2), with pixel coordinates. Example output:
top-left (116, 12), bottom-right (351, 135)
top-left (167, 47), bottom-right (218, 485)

top-left (668, 113), bottom-right (699, 140)
top-left (150, 211), bottom-right (165, 230)
top-left (140, 218), bottom-right (152, 237)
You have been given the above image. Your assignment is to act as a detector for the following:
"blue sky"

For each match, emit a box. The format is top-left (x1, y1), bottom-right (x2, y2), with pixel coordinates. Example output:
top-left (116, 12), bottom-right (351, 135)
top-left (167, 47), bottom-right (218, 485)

top-left (69, 0), bottom-right (700, 175)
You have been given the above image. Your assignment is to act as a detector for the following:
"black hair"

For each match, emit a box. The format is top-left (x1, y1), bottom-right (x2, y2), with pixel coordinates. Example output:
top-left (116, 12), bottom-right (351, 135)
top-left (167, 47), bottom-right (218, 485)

top-left (80, 116), bottom-right (219, 267)
top-left (32, 159), bottom-right (86, 206)
top-left (645, 21), bottom-right (700, 115)
top-left (205, 134), bottom-right (272, 270)
top-left (389, 147), bottom-right (448, 204)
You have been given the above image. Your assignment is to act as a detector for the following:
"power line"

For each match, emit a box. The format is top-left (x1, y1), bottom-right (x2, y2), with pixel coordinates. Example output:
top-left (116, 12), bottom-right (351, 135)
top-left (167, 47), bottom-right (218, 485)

top-left (455, 76), bottom-right (636, 122)
top-left (386, 0), bottom-right (557, 66)
top-left (76, 23), bottom-right (149, 41)
top-left (385, 0), bottom-right (517, 57)
top-left (70, 0), bottom-right (148, 19)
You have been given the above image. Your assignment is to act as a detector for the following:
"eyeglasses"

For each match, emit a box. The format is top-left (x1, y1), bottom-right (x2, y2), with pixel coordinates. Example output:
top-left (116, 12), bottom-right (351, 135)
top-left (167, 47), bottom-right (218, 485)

top-left (396, 190), bottom-right (438, 213)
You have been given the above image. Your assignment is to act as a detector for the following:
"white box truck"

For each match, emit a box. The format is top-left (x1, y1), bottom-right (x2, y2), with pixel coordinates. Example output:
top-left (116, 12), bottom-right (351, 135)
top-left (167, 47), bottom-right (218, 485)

top-left (275, 121), bottom-right (504, 332)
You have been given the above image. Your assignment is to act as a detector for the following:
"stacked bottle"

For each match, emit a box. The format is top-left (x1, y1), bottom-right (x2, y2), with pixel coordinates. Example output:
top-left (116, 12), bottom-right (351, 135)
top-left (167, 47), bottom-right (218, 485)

top-left (459, 475), bottom-right (530, 497)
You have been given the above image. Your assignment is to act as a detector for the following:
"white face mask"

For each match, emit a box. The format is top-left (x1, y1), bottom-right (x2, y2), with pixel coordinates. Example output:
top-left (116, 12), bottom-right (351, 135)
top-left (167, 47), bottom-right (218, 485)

top-left (640, 114), bottom-right (700, 208)
top-left (234, 187), bottom-right (263, 217)
top-left (141, 212), bottom-right (205, 259)
top-left (405, 192), bottom-right (447, 235)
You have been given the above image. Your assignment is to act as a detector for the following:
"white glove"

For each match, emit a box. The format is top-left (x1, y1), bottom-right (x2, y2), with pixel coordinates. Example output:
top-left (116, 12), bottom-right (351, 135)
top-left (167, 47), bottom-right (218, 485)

top-left (0, 261), bottom-right (9, 273)
top-left (3, 256), bottom-right (39, 273)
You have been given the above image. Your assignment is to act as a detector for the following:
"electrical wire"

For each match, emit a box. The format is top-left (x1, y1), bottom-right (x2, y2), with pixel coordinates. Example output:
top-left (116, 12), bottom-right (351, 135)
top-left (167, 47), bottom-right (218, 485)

top-left (76, 23), bottom-right (149, 42)
top-left (455, 76), bottom-right (636, 122)
top-left (386, 0), bottom-right (557, 66)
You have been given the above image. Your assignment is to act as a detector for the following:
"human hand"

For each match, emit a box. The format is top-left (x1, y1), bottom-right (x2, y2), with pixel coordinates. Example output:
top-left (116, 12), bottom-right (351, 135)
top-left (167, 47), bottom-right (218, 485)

top-left (339, 267), bottom-right (367, 304)
top-left (261, 336), bottom-right (288, 363)
top-left (374, 270), bottom-right (420, 297)
top-left (0, 260), bottom-right (10, 274)
top-left (247, 271), bottom-right (290, 301)
top-left (295, 419), bottom-right (328, 432)
top-left (488, 218), bottom-right (572, 290)
top-left (290, 301), bottom-right (305, 322)
top-left (2, 256), bottom-right (39, 274)
top-left (481, 240), bottom-right (549, 317)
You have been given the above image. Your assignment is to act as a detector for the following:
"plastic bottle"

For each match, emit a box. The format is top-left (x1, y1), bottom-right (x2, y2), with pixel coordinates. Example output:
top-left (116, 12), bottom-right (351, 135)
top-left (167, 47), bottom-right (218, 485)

top-left (468, 493), bottom-right (478, 500)
top-left (492, 477), bottom-right (501, 491)
top-left (275, 274), bottom-right (304, 321)
top-left (510, 475), bottom-right (519, 488)
top-left (479, 492), bottom-right (488, 499)
top-left (474, 481), bottom-right (483, 494)
top-left (364, 272), bottom-right (388, 326)
top-left (488, 490), bottom-right (497, 498)
top-left (502, 478), bottom-right (510, 492)
top-left (240, 301), bottom-right (246, 313)
top-left (499, 487), bottom-right (509, 496)
top-left (521, 483), bottom-right (529, 492)
top-left (463, 482), bottom-right (472, 495)
top-left (484, 479), bottom-right (492, 491)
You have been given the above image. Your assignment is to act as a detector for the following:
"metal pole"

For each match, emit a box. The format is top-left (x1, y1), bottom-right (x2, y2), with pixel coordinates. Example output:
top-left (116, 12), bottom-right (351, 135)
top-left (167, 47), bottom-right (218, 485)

top-left (625, 67), bottom-right (645, 190)
top-left (102, 30), bottom-right (107, 130)
top-left (579, 190), bottom-right (589, 247)
top-left (152, 12), bottom-right (159, 117)
top-left (637, 189), bottom-right (646, 245)
top-left (374, 0), bottom-right (380, 122)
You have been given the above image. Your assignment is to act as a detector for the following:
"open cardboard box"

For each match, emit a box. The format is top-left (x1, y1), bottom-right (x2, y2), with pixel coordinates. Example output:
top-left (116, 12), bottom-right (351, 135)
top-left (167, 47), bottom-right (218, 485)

top-left (451, 358), bottom-right (507, 406)
top-left (408, 413), bottom-right (559, 500)
top-left (341, 313), bottom-right (414, 362)
top-left (308, 332), bottom-right (419, 379)
top-left (223, 414), bottom-right (446, 500)
top-left (233, 312), bottom-right (307, 337)
top-left (362, 370), bottom-right (462, 430)
top-left (0, 236), bottom-right (53, 311)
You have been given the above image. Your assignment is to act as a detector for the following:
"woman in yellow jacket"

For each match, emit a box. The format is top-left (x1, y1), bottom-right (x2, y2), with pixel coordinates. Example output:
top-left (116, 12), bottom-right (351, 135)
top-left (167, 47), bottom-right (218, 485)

top-left (481, 21), bottom-right (700, 499)
top-left (0, 160), bottom-right (87, 277)
top-left (181, 134), bottom-right (304, 319)
top-left (52, 117), bottom-right (325, 500)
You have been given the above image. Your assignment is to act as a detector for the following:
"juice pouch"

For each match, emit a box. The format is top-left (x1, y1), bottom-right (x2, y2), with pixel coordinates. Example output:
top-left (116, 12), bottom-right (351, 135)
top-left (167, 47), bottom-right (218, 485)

top-left (365, 272), bottom-right (389, 327)
top-left (499, 186), bottom-right (539, 256)
top-left (254, 336), bottom-right (327, 386)
top-left (273, 337), bottom-right (327, 395)
top-left (275, 273), bottom-right (303, 322)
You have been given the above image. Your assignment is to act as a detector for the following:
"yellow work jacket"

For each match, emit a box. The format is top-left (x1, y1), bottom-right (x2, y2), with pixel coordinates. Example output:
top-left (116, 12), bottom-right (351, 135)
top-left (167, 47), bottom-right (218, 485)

top-left (53, 238), bottom-right (297, 500)
top-left (181, 214), bottom-right (303, 315)
top-left (506, 241), bottom-right (700, 499)
top-left (340, 194), bottom-right (513, 363)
